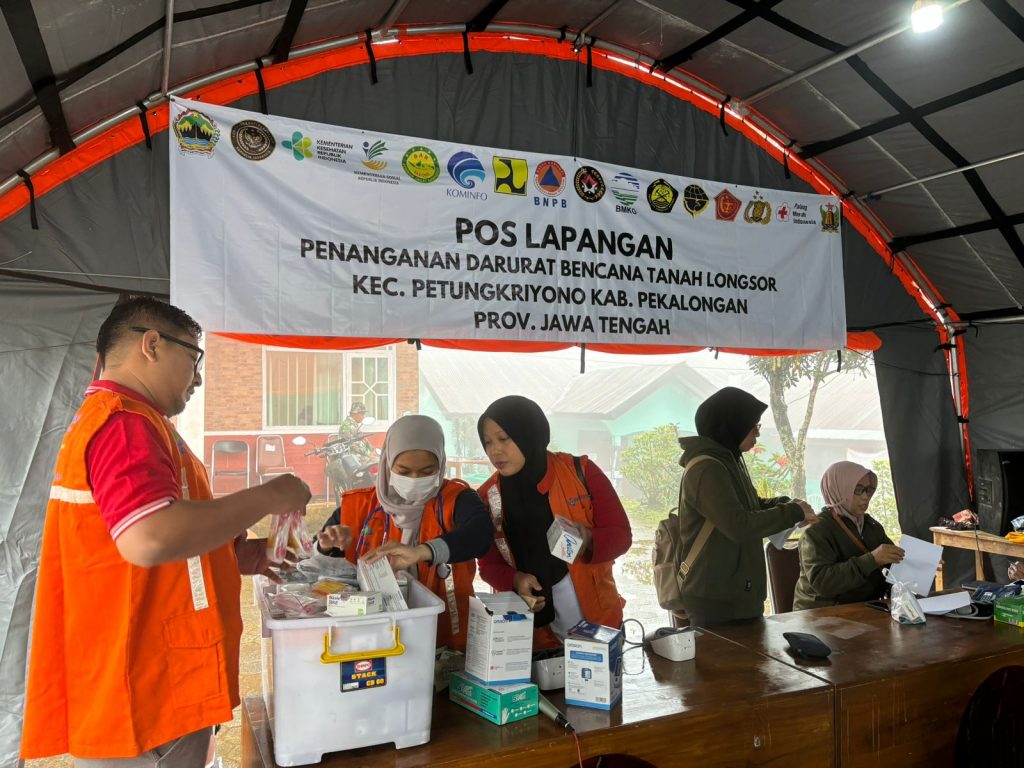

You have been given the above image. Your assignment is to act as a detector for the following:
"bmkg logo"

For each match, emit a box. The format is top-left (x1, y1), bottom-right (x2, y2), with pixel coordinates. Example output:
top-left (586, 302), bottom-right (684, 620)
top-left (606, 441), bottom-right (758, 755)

top-left (361, 140), bottom-right (387, 170)
top-left (173, 109), bottom-right (220, 157)
top-left (282, 131), bottom-right (312, 160)
top-left (448, 151), bottom-right (486, 189)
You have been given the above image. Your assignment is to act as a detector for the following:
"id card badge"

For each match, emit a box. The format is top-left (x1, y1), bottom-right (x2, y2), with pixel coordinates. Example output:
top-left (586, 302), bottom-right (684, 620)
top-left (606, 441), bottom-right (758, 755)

top-left (181, 466), bottom-right (209, 610)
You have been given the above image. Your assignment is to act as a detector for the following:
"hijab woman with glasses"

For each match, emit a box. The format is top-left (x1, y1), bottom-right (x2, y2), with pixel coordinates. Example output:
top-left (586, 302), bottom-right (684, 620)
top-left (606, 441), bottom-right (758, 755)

top-left (793, 460), bottom-right (904, 610)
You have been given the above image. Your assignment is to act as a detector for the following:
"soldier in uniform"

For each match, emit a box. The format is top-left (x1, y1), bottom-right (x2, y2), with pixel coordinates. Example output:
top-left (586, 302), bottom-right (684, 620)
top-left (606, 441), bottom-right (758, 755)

top-left (337, 402), bottom-right (375, 463)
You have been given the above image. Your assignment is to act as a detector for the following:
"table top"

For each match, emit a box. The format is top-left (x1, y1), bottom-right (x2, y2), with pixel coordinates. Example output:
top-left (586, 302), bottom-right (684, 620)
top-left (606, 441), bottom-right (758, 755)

top-left (246, 630), bottom-right (833, 767)
top-left (708, 600), bottom-right (1024, 688)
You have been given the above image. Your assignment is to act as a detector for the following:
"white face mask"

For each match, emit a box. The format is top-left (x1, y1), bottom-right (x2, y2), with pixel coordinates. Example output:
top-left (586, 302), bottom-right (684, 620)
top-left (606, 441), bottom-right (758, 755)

top-left (389, 473), bottom-right (439, 503)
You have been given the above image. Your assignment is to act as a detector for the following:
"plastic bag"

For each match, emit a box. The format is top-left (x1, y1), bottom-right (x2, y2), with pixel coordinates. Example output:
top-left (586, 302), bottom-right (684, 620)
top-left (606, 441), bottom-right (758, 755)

top-left (889, 578), bottom-right (926, 625)
top-left (266, 510), bottom-right (313, 563)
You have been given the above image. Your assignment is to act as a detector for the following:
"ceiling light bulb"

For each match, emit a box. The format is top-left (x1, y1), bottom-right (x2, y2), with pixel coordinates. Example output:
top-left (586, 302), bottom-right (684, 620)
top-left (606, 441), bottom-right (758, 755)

top-left (911, 1), bottom-right (943, 33)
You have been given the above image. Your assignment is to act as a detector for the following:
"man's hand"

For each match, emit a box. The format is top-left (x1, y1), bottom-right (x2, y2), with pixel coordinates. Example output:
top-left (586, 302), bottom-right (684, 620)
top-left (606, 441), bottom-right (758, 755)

top-left (512, 571), bottom-right (545, 613)
top-left (1009, 561), bottom-right (1024, 581)
top-left (268, 474), bottom-right (311, 514)
top-left (363, 542), bottom-right (431, 571)
top-left (872, 544), bottom-right (906, 568)
top-left (317, 524), bottom-right (352, 553)
top-left (794, 499), bottom-right (819, 526)
top-left (235, 535), bottom-right (296, 583)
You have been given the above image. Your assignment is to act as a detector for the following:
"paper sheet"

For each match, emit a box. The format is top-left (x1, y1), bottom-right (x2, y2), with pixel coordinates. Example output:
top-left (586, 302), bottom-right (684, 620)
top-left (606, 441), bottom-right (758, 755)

top-left (885, 534), bottom-right (943, 596)
top-left (767, 523), bottom-right (800, 550)
top-left (917, 591), bottom-right (971, 615)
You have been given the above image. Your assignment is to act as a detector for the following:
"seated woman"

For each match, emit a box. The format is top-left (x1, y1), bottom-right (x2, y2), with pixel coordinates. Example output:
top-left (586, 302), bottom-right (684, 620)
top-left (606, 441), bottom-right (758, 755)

top-left (317, 414), bottom-right (492, 651)
top-left (476, 396), bottom-right (632, 649)
top-left (793, 461), bottom-right (905, 611)
top-left (677, 387), bottom-right (816, 628)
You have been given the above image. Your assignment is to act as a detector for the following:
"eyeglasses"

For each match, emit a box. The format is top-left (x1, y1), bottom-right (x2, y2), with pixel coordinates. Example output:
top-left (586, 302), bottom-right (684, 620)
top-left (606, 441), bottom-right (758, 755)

top-left (853, 485), bottom-right (876, 497)
top-left (131, 326), bottom-right (204, 374)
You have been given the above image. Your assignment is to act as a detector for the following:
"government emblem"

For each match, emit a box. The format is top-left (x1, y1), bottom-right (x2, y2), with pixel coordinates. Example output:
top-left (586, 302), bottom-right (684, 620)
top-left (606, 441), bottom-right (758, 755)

top-left (574, 166), bottom-right (606, 203)
top-left (743, 192), bottom-right (772, 225)
top-left (402, 146), bottom-right (440, 183)
top-left (230, 120), bottom-right (274, 161)
top-left (682, 184), bottom-right (709, 217)
top-left (647, 178), bottom-right (678, 213)
top-left (714, 189), bottom-right (741, 221)
top-left (493, 156), bottom-right (528, 195)
top-left (534, 161), bottom-right (566, 196)
top-left (820, 202), bottom-right (841, 233)
top-left (173, 109), bottom-right (220, 156)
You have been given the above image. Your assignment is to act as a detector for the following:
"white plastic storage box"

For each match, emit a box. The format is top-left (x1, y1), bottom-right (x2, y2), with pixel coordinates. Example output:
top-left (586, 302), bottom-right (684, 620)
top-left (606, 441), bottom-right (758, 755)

top-left (258, 578), bottom-right (444, 766)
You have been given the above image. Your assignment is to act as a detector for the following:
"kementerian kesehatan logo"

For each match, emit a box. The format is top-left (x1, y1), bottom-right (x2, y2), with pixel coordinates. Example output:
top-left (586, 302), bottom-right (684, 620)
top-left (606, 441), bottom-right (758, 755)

top-left (173, 109), bottom-right (220, 156)
top-left (447, 151), bottom-right (486, 189)
top-left (282, 131), bottom-right (313, 160)
top-left (403, 146), bottom-right (440, 183)
top-left (230, 120), bottom-right (275, 161)
top-left (820, 202), bottom-right (841, 233)
top-left (573, 166), bottom-right (605, 203)
top-left (493, 156), bottom-right (528, 195)
top-left (361, 139), bottom-right (387, 170)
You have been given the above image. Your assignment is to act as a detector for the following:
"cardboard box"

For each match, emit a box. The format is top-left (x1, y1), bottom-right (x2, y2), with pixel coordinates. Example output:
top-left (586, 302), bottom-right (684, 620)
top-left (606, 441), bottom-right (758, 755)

top-left (325, 591), bottom-right (382, 617)
top-left (448, 672), bottom-right (538, 725)
top-left (564, 621), bottom-right (623, 710)
top-left (994, 594), bottom-right (1024, 627)
top-left (356, 558), bottom-right (408, 612)
top-left (464, 593), bottom-right (534, 685)
top-left (546, 516), bottom-right (585, 564)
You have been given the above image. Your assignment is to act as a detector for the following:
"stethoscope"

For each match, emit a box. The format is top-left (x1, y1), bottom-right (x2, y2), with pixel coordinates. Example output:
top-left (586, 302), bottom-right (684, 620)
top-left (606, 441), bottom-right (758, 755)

top-left (354, 490), bottom-right (450, 577)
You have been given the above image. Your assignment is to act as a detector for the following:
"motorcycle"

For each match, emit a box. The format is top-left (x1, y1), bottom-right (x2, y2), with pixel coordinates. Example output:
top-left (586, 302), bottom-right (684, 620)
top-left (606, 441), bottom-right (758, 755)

top-left (306, 433), bottom-right (378, 505)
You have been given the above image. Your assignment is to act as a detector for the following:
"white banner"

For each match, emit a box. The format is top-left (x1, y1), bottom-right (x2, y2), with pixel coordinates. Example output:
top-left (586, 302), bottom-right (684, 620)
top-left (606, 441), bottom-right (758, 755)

top-left (169, 97), bottom-right (846, 349)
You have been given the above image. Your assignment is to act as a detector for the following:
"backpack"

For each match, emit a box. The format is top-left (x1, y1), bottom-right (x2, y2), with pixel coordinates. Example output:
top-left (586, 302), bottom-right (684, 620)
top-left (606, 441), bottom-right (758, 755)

top-left (652, 455), bottom-right (722, 611)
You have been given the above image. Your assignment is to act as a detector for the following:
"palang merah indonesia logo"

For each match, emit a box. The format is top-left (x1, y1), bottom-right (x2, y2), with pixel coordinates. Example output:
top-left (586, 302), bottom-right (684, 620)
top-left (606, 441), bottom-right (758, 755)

top-left (361, 139), bottom-right (387, 171)
top-left (403, 146), bottom-right (440, 183)
top-left (230, 120), bottom-right (275, 161)
top-left (173, 109), bottom-right (220, 157)
top-left (282, 131), bottom-right (313, 160)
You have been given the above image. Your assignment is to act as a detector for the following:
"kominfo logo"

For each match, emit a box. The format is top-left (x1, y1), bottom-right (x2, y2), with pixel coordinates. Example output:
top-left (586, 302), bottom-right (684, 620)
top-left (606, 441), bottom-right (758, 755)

top-left (447, 151), bottom-right (486, 189)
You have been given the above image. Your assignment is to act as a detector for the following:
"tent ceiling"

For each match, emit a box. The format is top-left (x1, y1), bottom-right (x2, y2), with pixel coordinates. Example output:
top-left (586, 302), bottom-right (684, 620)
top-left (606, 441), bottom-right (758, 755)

top-left (1, 0), bottom-right (1022, 317)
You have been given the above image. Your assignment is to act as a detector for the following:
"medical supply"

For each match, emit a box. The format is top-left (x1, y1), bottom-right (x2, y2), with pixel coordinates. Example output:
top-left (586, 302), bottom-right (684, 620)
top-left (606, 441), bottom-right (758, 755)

top-left (357, 557), bottom-right (408, 612)
top-left (267, 510), bottom-right (314, 562)
top-left (464, 593), bottom-right (534, 685)
top-left (994, 595), bottom-right (1024, 627)
top-left (547, 516), bottom-right (585, 564)
top-left (325, 591), bottom-right (382, 617)
top-left (564, 621), bottom-right (623, 710)
top-left (259, 577), bottom-right (444, 766)
top-left (448, 672), bottom-right (538, 726)
top-left (311, 578), bottom-right (353, 597)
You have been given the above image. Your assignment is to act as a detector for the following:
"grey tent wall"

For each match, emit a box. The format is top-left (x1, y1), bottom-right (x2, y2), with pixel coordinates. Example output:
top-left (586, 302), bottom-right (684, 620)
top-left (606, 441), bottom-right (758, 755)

top-left (0, 50), bottom-right (976, 761)
top-left (0, 280), bottom-right (116, 768)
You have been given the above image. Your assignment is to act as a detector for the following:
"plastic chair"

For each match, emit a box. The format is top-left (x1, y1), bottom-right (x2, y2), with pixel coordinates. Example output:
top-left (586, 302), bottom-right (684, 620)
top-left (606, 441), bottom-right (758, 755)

top-left (210, 440), bottom-right (250, 496)
top-left (256, 435), bottom-right (294, 484)
top-left (765, 540), bottom-right (801, 615)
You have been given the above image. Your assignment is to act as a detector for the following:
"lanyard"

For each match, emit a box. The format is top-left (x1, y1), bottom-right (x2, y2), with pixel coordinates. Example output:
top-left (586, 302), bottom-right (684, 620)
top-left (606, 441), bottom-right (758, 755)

top-left (354, 491), bottom-right (447, 559)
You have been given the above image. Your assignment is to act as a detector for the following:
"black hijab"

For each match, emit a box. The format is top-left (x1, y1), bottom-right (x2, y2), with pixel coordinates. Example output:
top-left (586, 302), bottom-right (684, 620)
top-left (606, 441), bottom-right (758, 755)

top-left (694, 386), bottom-right (767, 457)
top-left (478, 395), bottom-right (565, 627)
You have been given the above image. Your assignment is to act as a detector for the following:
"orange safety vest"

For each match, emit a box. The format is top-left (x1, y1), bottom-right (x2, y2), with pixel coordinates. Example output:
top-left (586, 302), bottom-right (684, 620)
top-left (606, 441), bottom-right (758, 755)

top-left (479, 452), bottom-right (625, 648)
top-left (340, 478), bottom-right (475, 652)
top-left (21, 388), bottom-right (243, 759)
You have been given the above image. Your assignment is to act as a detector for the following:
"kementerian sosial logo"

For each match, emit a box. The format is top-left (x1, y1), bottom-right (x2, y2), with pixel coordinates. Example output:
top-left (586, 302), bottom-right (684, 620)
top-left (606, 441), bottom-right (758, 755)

top-left (173, 109), bottom-right (220, 157)
top-left (282, 131), bottom-right (313, 160)
top-left (362, 139), bottom-right (387, 170)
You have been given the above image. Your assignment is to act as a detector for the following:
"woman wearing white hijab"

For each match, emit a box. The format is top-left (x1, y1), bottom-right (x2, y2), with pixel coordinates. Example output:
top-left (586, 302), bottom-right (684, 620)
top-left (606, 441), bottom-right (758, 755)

top-left (316, 415), bottom-right (492, 650)
top-left (793, 460), bottom-right (905, 610)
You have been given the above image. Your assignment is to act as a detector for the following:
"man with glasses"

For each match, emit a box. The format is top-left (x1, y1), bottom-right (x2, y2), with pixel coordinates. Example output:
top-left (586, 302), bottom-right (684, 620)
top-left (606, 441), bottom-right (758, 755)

top-left (21, 297), bottom-right (311, 768)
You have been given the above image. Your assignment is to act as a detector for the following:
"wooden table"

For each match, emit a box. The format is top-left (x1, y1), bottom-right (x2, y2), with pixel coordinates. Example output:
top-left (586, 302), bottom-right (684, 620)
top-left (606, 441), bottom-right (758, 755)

top-left (930, 526), bottom-right (1024, 588)
top-left (708, 602), bottom-right (1024, 767)
top-left (242, 630), bottom-right (835, 767)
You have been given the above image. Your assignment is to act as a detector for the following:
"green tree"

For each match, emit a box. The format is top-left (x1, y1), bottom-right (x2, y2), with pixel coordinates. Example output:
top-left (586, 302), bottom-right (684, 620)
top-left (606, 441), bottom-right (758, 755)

top-left (869, 459), bottom-right (901, 540)
top-left (744, 445), bottom-right (793, 498)
top-left (619, 424), bottom-right (680, 511)
top-left (747, 351), bottom-right (869, 499)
